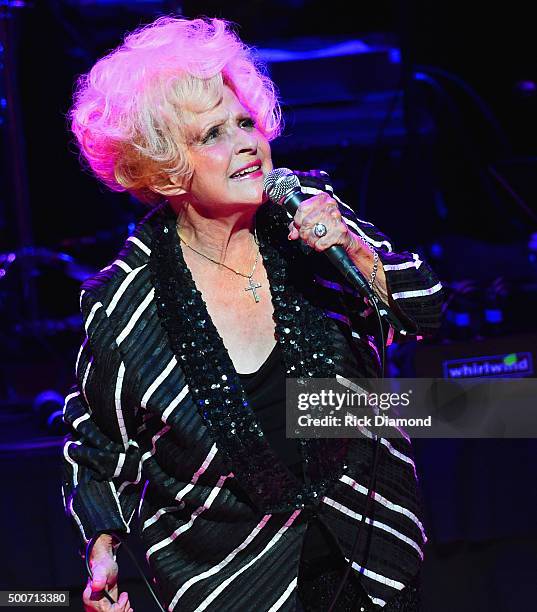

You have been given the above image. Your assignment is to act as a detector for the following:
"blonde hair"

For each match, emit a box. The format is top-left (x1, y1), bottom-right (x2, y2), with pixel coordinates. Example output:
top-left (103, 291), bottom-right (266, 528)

top-left (69, 16), bottom-right (282, 205)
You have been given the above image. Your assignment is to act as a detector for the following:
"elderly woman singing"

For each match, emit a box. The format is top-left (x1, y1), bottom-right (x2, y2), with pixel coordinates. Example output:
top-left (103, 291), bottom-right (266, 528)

top-left (62, 15), bottom-right (443, 612)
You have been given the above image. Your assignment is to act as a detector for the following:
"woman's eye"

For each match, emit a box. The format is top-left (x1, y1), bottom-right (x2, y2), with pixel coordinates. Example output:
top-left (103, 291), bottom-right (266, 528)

top-left (240, 117), bottom-right (255, 128)
top-left (202, 126), bottom-right (220, 143)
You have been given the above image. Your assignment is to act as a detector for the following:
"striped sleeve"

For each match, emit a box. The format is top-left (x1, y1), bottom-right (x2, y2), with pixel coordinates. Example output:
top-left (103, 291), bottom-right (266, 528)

top-left (297, 170), bottom-right (444, 340)
top-left (61, 289), bottom-right (143, 546)
top-left (375, 248), bottom-right (444, 336)
top-left (340, 210), bottom-right (444, 338)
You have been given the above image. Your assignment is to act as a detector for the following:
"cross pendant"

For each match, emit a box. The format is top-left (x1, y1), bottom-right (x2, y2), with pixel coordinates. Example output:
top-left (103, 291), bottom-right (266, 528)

top-left (245, 277), bottom-right (262, 302)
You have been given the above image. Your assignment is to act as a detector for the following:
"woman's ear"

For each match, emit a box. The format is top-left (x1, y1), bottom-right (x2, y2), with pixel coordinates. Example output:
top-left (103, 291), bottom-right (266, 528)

top-left (149, 174), bottom-right (189, 197)
top-left (151, 183), bottom-right (188, 197)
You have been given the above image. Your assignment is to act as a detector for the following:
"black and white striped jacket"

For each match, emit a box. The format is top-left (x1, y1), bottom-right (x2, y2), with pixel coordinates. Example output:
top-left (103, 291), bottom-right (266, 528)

top-left (62, 172), bottom-right (443, 611)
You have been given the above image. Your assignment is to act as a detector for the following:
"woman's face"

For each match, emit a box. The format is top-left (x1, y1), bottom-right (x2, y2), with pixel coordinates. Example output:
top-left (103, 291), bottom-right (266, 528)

top-left (183, 85), bottom-right (273, 213)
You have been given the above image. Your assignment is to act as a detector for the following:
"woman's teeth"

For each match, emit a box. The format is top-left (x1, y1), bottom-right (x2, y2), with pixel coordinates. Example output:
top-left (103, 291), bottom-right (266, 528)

top-left (231, 165), bottom-right (261, 178)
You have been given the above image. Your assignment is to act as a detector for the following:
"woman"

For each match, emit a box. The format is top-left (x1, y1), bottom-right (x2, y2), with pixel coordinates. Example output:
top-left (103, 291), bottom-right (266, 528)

top-left (62, 16), bottom-right (443, 612)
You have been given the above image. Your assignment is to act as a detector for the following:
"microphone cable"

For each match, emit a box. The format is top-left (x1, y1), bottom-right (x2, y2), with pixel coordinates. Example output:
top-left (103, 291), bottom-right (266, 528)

top-left (85, 533), bottom-right (166, 612)
top-left (327, 296), bottom-right (385, 612)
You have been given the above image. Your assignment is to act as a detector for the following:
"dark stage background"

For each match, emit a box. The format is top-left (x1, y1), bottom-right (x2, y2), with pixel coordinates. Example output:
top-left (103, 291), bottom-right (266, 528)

top-left (1, 1), bottom-right (536, 610)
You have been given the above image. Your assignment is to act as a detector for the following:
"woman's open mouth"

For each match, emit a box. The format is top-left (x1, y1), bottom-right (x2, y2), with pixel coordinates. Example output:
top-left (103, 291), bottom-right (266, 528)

top-left (230, 164), bottom-right (263, 180)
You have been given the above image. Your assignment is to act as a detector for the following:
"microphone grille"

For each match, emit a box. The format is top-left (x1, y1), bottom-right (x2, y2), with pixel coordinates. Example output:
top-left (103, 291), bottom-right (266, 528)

top-left (263, 168), bottom-right (300, 203)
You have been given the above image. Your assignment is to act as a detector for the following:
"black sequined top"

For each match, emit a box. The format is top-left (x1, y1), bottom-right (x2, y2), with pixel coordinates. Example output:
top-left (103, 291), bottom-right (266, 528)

top-left (237, 342), bottom-right (338, 562)
top-left (237, 342), bottom-right (301, 471)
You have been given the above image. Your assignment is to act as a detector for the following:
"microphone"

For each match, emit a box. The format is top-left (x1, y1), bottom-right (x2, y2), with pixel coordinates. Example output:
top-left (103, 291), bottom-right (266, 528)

top-left (263, 168), bottom-right (376, 301)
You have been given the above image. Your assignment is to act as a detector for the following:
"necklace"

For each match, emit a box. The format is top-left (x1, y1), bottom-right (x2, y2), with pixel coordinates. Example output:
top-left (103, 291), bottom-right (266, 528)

top-left (176, 218), bottom-right (262, 303)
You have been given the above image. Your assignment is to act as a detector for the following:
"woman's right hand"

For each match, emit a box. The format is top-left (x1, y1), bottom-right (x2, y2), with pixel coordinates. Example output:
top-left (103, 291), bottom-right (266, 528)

top-left (83, 534), bottom-right (133, 611)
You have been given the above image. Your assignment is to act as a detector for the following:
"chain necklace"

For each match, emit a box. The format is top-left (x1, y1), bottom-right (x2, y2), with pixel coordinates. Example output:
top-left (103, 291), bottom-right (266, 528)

top-left (176, 218), bottom-right (262, 303)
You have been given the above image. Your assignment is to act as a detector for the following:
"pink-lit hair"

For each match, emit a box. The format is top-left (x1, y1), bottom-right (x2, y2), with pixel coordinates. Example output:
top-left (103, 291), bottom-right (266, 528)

top-left (69, 16), bottom-right (282, 204)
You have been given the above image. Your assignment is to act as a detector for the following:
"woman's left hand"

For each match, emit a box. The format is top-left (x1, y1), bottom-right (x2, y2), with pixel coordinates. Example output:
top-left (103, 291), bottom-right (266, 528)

top-left (287, 192), bottom-right (361, 254)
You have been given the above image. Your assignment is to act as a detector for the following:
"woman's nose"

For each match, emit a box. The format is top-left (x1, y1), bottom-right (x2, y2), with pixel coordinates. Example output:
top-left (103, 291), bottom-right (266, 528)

top-left (233, 128), bottom-right (258, 155)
